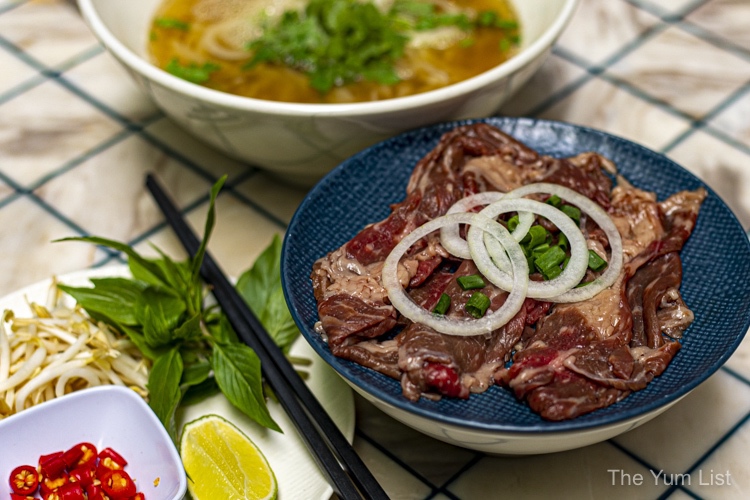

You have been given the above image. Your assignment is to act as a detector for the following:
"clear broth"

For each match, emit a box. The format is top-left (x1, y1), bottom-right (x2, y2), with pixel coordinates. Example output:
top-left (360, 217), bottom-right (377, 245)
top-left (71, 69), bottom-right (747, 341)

top-left (148, 0), bottom-right (521, 104)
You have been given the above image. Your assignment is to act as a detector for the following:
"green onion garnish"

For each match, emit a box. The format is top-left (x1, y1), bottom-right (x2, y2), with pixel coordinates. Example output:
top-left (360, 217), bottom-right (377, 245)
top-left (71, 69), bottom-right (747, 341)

top-left (154, 18), bottom-right (190, 31)
top-left (507, 214), bottom-right (520, 231)
top-left (546, 194), bottom-right (562, 207)
top-left (457, 274), bottom-right (485, 290)
top-left (432, 293), bottom-right (451, 315)
top-left (465, 292), bottom-right (491, 319)
top-left (534, 246), bottom-right (566, 278)
top-left (522, 225), bottom-right (548, 248)
top-left (531, 243), bottom-right (551, 258)
top-left (561, 205), bottom-right (581, 223)
top-left (588, 250), bottom-right (608, 271)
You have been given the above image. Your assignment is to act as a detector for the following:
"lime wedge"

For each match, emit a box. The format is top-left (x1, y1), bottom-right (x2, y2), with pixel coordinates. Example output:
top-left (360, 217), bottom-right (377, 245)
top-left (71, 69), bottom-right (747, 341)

top-left (180, 414), bottom-right (278, 500)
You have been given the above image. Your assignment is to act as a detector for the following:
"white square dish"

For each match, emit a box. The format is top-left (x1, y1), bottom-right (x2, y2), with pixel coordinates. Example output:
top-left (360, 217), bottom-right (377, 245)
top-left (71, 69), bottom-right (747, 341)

top-left (0, 385), bottom-right (186, 499)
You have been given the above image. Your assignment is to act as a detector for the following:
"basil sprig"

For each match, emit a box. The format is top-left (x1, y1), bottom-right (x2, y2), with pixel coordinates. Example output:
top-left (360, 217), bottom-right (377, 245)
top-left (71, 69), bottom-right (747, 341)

top-left (56, 177), bottom-right (299, 440)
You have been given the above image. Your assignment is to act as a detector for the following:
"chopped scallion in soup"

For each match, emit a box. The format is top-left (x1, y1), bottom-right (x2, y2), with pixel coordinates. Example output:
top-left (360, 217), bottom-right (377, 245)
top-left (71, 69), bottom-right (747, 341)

top-left (149, 0), bottom-right (521, 103)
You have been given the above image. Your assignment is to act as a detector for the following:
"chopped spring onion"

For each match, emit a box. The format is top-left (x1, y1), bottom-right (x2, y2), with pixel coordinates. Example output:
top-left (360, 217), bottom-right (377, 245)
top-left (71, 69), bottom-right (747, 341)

top-left (432, 293), bottom-right (451, 315)
top-left (457, 274), bottom-right (485, 290)
top-left (465, 292), bottom-right (491, 319)
top-left (534, 246), bottom-right (567, 279)
top-left (468, 197), bottom-right (589, 299)
top-left (507, 214), bottom-right (520, 231)
top-left (523, 225), bottom-right (548, 248)
top-left (560, 205), bottom-right (581, 223)
top-left (499, 183), bottom-right (623, 303)
top-left (588, 250), bottom-right (608, 271)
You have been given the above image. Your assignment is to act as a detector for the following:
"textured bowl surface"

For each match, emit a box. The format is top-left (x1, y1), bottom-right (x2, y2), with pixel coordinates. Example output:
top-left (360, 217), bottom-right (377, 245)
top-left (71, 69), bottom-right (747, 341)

top-left (281, 117), bottom-right (750, 451)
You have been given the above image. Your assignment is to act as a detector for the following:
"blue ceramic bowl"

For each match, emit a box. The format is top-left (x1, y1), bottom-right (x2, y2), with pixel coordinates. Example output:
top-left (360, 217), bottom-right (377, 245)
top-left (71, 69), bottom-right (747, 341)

top-left (281, 117), bottom-right (750, 454)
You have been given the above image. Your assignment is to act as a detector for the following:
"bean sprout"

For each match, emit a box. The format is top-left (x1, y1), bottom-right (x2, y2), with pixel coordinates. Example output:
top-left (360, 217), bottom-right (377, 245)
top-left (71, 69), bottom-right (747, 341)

top-left (0, 280), bottom-right (150, 417)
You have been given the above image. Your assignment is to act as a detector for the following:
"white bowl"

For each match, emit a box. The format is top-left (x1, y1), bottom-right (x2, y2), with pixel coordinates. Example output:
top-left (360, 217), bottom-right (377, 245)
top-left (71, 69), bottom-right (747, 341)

top-left (77, 0), bottom-right (578, 185)
top-left (0, 385), bottom-right (186, 499)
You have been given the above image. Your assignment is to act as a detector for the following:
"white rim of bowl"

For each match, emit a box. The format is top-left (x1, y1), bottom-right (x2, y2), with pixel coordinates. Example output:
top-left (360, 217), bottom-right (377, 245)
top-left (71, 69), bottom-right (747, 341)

top-left (77, 0), bottom-right (579, 117)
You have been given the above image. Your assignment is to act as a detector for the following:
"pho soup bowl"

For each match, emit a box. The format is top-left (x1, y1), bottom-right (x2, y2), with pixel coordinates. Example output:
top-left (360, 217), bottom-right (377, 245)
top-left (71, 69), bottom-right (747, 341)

top-left (77, 0), bottom-right (578, 186)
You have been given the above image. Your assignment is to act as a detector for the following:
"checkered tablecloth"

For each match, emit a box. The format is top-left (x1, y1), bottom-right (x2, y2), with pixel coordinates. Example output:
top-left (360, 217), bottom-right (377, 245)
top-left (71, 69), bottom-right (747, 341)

top-left (1, 0), bottom-right (749, 498)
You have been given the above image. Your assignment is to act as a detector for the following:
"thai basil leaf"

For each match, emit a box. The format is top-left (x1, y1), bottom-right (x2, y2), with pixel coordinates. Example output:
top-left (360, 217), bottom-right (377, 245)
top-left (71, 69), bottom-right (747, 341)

top-left (148, 347), bottom-right (183, 440)
top-left (261, 286), bottom-right (300, 351)
top-left (55, 236), bottom-right (170, 287)
top-left (192, 176), bottom-right (226, 284)
top-left (181, 359), bottom-right (211, 387)
top-left (173, 313), bottom-right (203, 342)
top-left (57, 278), bottom-right (147, 326)
top-left (235, 234), bottom-right (299, 351)
top-left (181, 377), bottom-right (220, 407)
top-left (211, 341), bottom-right (280, 431)
top-left (208, 314), bottom-right (239, 345)
top-left (135, 287), bottom-right (186, 348)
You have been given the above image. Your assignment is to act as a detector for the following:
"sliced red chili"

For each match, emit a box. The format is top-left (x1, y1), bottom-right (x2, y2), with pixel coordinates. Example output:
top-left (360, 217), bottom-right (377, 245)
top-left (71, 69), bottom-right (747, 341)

top-left (68, 466), bottom-right (96, 488)
top-left (39, 454), bottom-right (67, 480)
top-left (97, 448), bottom-right (127, 468)
top-left (56, 482), bottom-right (86, 500)
top-left (9, 464), bottom-right (39, 496)
top-left (96, 455), bottom-right (124, 479)
top-left (38, 451), bottom-right (64, 467)
top-left (65, 443), bottom-right (97, 469)
top-left (10, 493), bottom-right (35, 500)
top-left (40, 471), bottom-right (69, 495)
top-left (100, 469), bottom-right (136, 498)
top-left (130, 493), bottom-right (145, 500)
top-left (61, 446), bottom-right (83, 468)
top-left (84, 483), bottom-right (109, 500)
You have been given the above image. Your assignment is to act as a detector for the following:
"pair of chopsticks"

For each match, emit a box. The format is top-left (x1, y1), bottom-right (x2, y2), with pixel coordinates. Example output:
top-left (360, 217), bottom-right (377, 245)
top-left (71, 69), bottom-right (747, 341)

top-left (145, 175), bottom-right (387, 500)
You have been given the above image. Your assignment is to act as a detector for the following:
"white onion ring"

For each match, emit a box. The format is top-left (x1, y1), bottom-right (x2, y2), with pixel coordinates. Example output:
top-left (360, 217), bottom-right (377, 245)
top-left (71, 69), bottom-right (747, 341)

top-left (468, 198), bottom-right (589, 299)
top-left (382, 212), bottom-right (528, 336)
top-left (440, 192), bottom-right (534, 260)
top-left (500, 183), bottom-right (623, 302)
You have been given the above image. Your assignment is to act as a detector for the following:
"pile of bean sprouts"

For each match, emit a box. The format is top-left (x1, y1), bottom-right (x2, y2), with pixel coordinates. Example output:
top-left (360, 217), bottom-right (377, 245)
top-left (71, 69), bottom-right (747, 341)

top-left (0, 279), bottom-right (149, 418)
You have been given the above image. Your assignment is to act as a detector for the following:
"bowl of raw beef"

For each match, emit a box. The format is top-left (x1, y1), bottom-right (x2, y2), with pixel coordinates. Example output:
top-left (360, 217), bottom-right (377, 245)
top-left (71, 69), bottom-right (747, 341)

top-left (281, 116), bottom-right (750, 454)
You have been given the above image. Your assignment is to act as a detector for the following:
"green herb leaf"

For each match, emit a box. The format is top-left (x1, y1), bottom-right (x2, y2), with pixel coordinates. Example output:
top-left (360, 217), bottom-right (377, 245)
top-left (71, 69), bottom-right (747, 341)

top-left (148, 347), bottom-right (183, 440)
top-left (165, 58), bottom-right (221, 84)
top-left (55, 236), bottom-right (171, 287)
top-left (212, 341), bottom-right (280, 431)
top-left (193, 176), bottom-right (226, 283)
top-left (154, 18), bottom-right (190, 31)
top-left (208, 314), bottom-right (240, 345)
top-left (247, 0), bottom-right (408, 93)
top-left (173, 313), bottom-right (204, 342)
top-left (235, 234), bottom-right (299, 352)
top-left (57, 278), bottom-right (147, 326)
top-left (180, 359), bottom-right (212, 388)
top-left (135, 286), bottom-right (186, 348)
top-left (181, 377), bottom-right (221, 406)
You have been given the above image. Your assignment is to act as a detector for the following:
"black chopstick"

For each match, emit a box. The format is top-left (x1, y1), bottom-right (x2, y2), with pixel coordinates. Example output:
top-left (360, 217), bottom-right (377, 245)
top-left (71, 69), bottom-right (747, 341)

top-left (145, 174), bottom-right (388, 500)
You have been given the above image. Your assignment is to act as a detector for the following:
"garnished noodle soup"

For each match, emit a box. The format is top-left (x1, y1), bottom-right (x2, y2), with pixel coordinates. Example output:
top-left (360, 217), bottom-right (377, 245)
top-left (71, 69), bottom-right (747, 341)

top-left (148, 0), bottom-right (522, 104)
